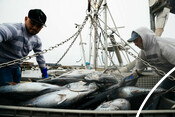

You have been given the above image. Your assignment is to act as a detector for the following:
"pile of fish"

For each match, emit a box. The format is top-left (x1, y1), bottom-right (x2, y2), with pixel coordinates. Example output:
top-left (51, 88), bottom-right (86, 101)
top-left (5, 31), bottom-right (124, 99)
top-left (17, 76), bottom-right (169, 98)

top-left (0, 69), bottom-right (165, 110)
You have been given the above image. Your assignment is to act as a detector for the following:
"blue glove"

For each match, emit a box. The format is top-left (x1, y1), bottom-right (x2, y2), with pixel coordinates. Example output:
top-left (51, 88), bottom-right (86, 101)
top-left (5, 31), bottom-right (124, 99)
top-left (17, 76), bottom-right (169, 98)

top-left (124, 75), bottom-right (134, 81)
top-left (41, 68), bottom-right (49, 79)
top-left (124, 72), bottom-right (140, 86)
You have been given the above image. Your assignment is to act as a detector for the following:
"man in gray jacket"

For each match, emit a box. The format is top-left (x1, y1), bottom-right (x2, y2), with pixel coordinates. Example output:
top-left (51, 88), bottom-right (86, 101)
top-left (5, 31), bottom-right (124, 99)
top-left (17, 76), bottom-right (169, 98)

top-left (127, 27), bottom-right (175, 99)
top-left (0, 9), bottom-right (49, 86)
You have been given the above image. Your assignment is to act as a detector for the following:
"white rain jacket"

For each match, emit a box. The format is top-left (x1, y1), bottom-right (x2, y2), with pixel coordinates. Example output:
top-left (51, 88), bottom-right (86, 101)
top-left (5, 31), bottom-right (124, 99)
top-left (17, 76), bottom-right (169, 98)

top-left (133, 27), bottom-right (175, 77)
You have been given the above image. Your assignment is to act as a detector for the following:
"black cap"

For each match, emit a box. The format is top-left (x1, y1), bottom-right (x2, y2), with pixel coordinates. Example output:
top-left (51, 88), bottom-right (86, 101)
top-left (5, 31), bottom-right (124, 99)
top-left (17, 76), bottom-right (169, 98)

top-left (28, 9), bottom-right (47, 26)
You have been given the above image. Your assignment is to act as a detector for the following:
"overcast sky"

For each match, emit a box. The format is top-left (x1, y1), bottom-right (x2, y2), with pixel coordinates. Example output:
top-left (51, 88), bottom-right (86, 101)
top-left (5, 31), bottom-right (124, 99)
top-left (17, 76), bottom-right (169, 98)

top-left (0, 0), bottom-right (175, 66)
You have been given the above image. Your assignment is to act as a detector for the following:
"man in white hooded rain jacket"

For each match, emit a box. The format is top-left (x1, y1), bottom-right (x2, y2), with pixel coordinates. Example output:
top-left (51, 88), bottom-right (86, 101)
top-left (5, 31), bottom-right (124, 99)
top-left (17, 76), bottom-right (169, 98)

top-left (127, 27), bottom-right (175, 98)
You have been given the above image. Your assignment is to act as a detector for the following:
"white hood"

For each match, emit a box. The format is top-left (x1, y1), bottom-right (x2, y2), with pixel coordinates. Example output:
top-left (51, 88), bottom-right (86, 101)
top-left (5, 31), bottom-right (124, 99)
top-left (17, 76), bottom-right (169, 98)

top-left (133, 27), bottom-right (175, 51)
top-left (133, 27), bottom-right (156, 51)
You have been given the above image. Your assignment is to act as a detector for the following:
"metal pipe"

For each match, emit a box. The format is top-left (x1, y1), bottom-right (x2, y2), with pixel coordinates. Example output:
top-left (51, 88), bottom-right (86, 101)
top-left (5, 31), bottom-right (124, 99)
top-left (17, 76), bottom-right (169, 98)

top-left (104, 0), bottom-right (108, 69)
top-left (75, 24), bottom-right (87, 69)
top-left (109, 35), bottom-right (123, 66)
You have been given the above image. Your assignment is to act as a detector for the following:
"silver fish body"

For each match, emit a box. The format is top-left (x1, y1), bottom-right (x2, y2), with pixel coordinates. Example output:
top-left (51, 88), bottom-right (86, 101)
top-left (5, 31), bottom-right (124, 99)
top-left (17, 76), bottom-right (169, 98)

top-left (117, 86), bottom-right (165, 99)
top-left (95, 98), bottom-right (131, 111)
top-left (37, 69), bottom-right (99, 86)
top-left (0, 82), bottom-right (61, 101)
top-left (21, 81), bottom-right (98, 108)
top-left (38, 69), bottom-right (118, 89)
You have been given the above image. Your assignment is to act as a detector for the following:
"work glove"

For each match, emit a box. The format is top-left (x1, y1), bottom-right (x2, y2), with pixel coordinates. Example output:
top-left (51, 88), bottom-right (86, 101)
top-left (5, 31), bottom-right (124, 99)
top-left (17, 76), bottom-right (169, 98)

top-left (41, 68), bottom-right (49, 79)
top-left (124, 71), bottom-right (140, 86)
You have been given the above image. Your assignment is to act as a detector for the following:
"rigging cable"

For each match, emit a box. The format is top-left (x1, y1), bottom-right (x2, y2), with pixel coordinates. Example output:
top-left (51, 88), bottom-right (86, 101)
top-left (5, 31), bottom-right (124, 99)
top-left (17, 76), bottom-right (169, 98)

top-left (90, 15), bottom-right (123, 77)
top-left (98, 17), bottom-right (139, 54)
top-left (48, 16), bottom-right (89, 70)
top-left (76, 57), bottom-right (82, 63)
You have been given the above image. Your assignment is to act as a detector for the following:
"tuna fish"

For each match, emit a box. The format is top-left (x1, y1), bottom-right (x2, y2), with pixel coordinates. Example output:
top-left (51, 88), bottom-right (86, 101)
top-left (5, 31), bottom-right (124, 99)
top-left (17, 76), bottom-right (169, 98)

top-left (0, 82), bottom-right (62, 101)
top-left (77, 81), bottom-right (164, 110)
top-left (37, 69), bottom-right (99, 86)
top-left (77, 79), bottom-right (125, 109)
top-left (84, 73), bottom-right (118, 89)
top-left (115, 86), bottom-right (165, 110)
top-left (37, 69), bottom-right (118, 89)
top-left (116, 86), bottom-right (165, 99)
top-left (37, 76), bottom-right (85, 86)
top-left (95, 98), bottom-right (131, 111)
top-left (20, 81), bottom-right (98, 108)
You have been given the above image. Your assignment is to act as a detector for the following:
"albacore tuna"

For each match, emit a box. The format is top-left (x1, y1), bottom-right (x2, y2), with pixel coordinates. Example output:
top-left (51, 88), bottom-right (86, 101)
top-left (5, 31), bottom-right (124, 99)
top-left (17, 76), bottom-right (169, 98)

top-left (37, 69), bottom-right (118, 89)
top-left (20, 81), bottom-right (98, 108)
top-left (0, 82), bottom-right (62, 101)
top-left (95, 98), bottom-right (131, 111)
top-left (37, 69), bottom-right (99, 86)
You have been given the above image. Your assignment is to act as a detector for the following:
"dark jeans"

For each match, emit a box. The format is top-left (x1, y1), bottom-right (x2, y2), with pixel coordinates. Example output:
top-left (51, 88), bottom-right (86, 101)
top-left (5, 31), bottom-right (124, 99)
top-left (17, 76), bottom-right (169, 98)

top-left (0, 66), bottom-right (21, 86)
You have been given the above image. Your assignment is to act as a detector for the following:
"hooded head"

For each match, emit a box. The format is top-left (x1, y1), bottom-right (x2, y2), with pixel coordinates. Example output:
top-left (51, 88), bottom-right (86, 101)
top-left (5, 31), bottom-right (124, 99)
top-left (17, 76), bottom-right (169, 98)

top-left (128, 27), bottom-right (156, 51)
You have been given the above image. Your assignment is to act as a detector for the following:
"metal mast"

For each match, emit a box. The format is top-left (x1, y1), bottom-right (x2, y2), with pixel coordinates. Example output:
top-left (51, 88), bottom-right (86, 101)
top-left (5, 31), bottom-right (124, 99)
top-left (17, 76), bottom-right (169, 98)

top-left (104, 0), bottom-right (108, 69)
top-left (93, 13), bottom-right (98, 69)
top-left (75, 24), bottom-right (87, 69)
top-left (93, 0), bottom-right (103, 69)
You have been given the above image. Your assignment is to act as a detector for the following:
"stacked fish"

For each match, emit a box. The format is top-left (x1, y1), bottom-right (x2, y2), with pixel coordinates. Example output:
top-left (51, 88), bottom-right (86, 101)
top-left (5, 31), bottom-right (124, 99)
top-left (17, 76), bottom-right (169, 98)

top-left (0, 69), bottom-right (164, 110)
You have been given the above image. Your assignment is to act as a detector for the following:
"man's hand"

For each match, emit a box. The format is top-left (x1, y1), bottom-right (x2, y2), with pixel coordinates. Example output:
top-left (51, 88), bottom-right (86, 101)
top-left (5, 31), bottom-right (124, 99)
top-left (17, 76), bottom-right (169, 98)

top-left (124, 71), bottom-right (140, 86)
top-left (41, 68), bottom-right (49, 79)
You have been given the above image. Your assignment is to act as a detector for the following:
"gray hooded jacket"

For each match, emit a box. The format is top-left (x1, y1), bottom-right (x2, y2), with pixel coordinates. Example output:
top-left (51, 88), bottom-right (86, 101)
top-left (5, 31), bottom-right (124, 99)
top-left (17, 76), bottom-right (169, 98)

top-left (133, 27), bottom-right (175, 77)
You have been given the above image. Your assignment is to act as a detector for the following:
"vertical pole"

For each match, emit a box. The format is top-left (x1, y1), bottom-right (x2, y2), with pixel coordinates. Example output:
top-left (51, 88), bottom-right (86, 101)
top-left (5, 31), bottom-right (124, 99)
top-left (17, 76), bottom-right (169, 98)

top-left (93, 0), bottom-right (103, 69)
top-left (76, 24), bottom-right (87, 69)
top-left (104, 0), bottom-right (108, 69)
top-left (88, 24), bottom-right (93, 65)
top-left (110, 35), bottom-right (123, 66)
top-left (93, 13), bottom-right (98, 69)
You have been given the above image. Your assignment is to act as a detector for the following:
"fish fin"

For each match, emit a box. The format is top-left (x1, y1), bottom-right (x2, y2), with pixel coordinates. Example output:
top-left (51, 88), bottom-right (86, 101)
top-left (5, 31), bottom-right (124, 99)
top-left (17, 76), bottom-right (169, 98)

top-left (171, 104), bottom-right (175, 109)
top-left (57, 94), bottom-right (67, 104)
